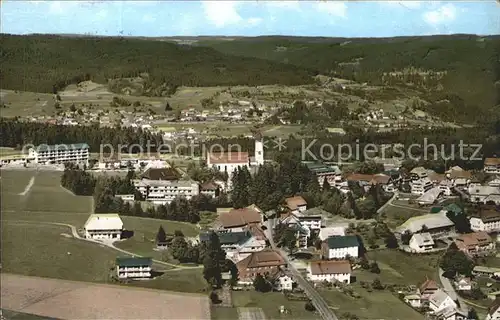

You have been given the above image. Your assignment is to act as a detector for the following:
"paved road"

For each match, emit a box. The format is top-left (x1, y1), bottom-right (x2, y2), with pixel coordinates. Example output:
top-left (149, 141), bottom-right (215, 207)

top-left (237, 307), bottom-right (267, 320)
top-left (264, 219), bottom-right (338, 320)
top-left (438, 268), bottom-right (468, 312)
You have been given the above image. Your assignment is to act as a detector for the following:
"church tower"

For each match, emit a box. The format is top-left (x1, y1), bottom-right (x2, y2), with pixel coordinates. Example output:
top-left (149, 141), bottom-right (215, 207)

top-left (254, 131), bottom-right (264, 166)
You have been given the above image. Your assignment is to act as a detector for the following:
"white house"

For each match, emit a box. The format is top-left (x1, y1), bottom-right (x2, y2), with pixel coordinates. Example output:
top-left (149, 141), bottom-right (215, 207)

top-left (200, 230), bottom-right (266, 262)
top-left (410, 177), bottom-right (433, 195)
top-left (409, 232), bottom-right (435, 253)
top-left (28, 143), bottom-right (89, 166)
top-left (116, 257), bottom-right (152, 279)
top-left (404, 294), bottom-right (422, 308)
top-left (321, 235), bottom-right (360, 259)
top-left (307, 260), bottom-right (351, 284)
top-left (486, 298), bottom-right (500, 320)
top-left (434, 306), bottom-right (468, 320)
top-left (455, 277), bottom-right (472, 291)
top-left (470, 209), bottom-right (500, 233)
top-left (469, 186), bottom-right (500, 204)
top-left (319, 225), bottom-right (347, 241)
top-left (428, 289), bottom-right (457, 313)
top-left (133, 179), bottom-right (199, 205)
top-left (272, 269), bottom-right (294, 291)
top-left (285, 196), bottom-right (307, 215)
top-left (296, 207), bottom-right (325, 231)
top-left (83, 213), bottom-right (123, 240)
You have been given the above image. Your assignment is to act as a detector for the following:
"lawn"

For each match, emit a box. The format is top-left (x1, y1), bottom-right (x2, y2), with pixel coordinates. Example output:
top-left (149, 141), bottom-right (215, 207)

top-left (231, 290), bottom-right (320, 319)
top-left (319, 287), bottom-right (423, 320)
top-left (1, 309), bottom-right (61, 320)
top-left (127, 268), bottom-right (207, 294)
top-left (361, 249), bottom-right (441, 285)
top-left (2, 222), bottom-right (119, 283)
top-left (210, 306), bottom-right (239, 320)
top-left (382, 203), bottom-right (428, 229)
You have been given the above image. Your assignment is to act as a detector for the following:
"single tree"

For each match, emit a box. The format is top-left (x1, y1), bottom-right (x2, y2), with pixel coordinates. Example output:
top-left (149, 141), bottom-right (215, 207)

top-left (305, 301), bottom-right (316, 312)
top-left (253, 273), bottom-right (272, 292)
top-left (370, 261), bottom-right (381, 274)
top-left (156, 225), bottom-right (167, 243)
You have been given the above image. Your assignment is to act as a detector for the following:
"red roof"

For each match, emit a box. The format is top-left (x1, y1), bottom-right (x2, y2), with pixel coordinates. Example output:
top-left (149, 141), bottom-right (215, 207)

top-left (208, 152), bottom-right (249, 164)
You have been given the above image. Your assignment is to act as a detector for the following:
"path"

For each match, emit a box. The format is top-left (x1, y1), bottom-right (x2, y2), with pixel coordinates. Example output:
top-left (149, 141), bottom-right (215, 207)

top-left (237, 308), bottom-right (267, 320)
top-left (18, 176), bottom-right (35, 196)
top-left (3, 219), bottom-right (202, 271)
top-left (264, 219), bottom-right (338, 320)
top-left (438, 268), bottom-right (468, 313)
top-left (377, 191), bottom-right (398, 214)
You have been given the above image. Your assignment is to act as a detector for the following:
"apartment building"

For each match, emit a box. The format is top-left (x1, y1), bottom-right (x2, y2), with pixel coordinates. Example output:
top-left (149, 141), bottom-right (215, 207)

top-left (321, 235), bottom-right (360, 259)
top-left (303, 162), bottom-right (343, 187)
top-left (29, 143), bottom-right (89, 165)
top-left (455, 232), bottom-right (495, 257)
top-left (470, 208), bottom-right (500, 233)
top-left (410, 177), bottom-right (433, 195)
top-left (133, 179), bottom-right (199, 205)
top-left (115, 257), bottom-right (152, 279)
top-left (484, 158), bottom-right (500, 174)
top-left (83, 213), bottom-right (123, 240)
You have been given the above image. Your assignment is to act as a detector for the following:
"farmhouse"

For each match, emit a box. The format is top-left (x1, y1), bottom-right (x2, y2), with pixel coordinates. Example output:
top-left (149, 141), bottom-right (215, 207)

top-left (455, 232), bottom-right (495, 257)
top-left (470, 208), bottom-right (500, 233)
top-left (28, 143), bottom-right (89, 165)
top-left (321, 235), bottom-right (360, 259)
top-left (83, 213), bottom-right (123, 240)
top-left (116, 257), bottom-right (152, 280)
top-left (216, 207), bottom-right (262, 233)
top-left (307, 260), bottom-right (351, 284)
top-left (132, 179), bottom-right (199, 205)
top-left (395, 213), bottom-right (455, 240)
top-left (285, 196), bottom-right (307, 215)
top-left (236, 249), bottom-right (286, 285)
top-left (409, 232), bottom-right (435, 253)
top-left (484, 158), bottom-right (500, 174)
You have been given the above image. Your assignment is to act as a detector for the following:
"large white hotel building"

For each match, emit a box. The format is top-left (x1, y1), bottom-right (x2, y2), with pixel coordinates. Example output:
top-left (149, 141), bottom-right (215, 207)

top-left (28, 143), bottom-right (90, 165)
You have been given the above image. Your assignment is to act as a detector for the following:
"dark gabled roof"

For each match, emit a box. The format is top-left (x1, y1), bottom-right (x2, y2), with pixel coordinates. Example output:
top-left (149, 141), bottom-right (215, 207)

top-left (199, 231), bottom-right (251, 245)
top-left (488, 297), bottom-right (500, 316)
top-left (36, 143), bottom-right (89, 152)
top-left (324, 235), bottom-right (359, 249)
top-left (116, 257), bottom-right (152, 267)
top-left (141, 167), bottom-right (181, 181)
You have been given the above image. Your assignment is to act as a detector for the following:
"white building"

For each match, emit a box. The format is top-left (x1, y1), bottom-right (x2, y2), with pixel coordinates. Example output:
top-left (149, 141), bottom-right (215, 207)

top-left (321, 235), bottom-right (360, 259)
top-left (319, 225), bottom-right (347, 241)
top-left (199, 230), bottom-right (266, 263)
top-left (29, 143), bottom-right (89, 166)
top-left (307, 260), bottom-right (351, 284)
top-left (296, 207), bottom-right (325, 231)
top-left (486, 298), bottom-right (500, 320)
top-left (434, 306), bottom-right (467, 320)
top-left (410, 177), bottom-right (433, 195)
top-left (396, 213), bottom-right (455, 240)
top-left (409, 232), bottom-right (435, 253)
top-left (133, 179), bottom-right (199, 205)
top-left (428, 289), bottom-right (457, 314)
top-left (470, 209), bottom-right (500, 233)
top-left (484, 158), bottom-right (500, 174)
top-left (116, 257), bottom-right (152, 279)
top-left (273, 270), bottom-right (294, 291)
top-left (285, 196), bottom-right (307, 215)
top-left (83, 213), bottom-right (123, 240)
top-left (469, 186), bottom-right (500, 204)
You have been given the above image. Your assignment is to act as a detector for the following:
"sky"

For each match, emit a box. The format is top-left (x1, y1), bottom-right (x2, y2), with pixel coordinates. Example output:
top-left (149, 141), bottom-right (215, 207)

top-left (1, 1), bottom-right (499, 38)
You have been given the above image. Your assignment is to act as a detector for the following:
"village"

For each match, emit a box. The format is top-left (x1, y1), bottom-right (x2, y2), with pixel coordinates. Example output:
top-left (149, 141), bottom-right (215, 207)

top-left (1, 135), bottom-right (500, 320)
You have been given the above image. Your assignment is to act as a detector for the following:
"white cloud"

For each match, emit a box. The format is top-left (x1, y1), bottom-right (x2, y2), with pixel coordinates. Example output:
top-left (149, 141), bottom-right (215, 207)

top-left (96, 9), bottom-right (107, 20)
top-left (202, 1), bottom-right (242, 28)
top-left (265, 1), bottom-right (300, 10)
top-left (378, 1), bottom-right (421, 9)
top-left (423, 4), bottom-right (457, 25)
top-left (316, 1), bottom-right (347, 18)
top-left (247, 17), bottom-right (263, 26)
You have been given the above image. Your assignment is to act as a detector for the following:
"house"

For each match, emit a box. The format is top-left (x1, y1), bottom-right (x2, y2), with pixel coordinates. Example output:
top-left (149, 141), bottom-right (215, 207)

top-left (321, 235), bottom-right (360, 259)
top-left (434, 306), bottom-right (467, 320)
top-left (236, 249), bottom-right (286, 285)
top-left (455, 232), bottom-right (495, 257)
top-left (199, 230), bottom-right (265, 262)
top-left (295, 207), bottom-right (325, 231)
top-left (469, 186), bottom-right (500, 204)
top-left (271, 268), bottom-right (295, 291)
top-left (428, 289), bottom-right (457, 313)
top-left (484, 158), bottom-right (500, 174)
top-left (346, 174), bottom-right (375, 186)
top-left (307, 260), bottom-right (351, 284)
top-left (278, 216), bottom-right (310, 248)
top-left (116, 257), bottom-right (152, 280)
top-left (319, 225), bottom-right (347, 241)
top-left (404, 294), bottom-right (422, 308)
top-left (28, 143), bottom-right (89, 166)
top-left (285, 196), bottom-right (307, 215)
top-left (411, 167), bottom-right (428, 179)
top-left (472, 266), bottom-right (500, 277)
top-left (370, 173), bottom-right (394, 192)
top-left (83, 213), bottom-right (123, 240)
top-left (409, 232), bottom-right (435, 253)
top-left (115, 194), bottom-right (134, 202)
top-left (133, 179), bottom-right (200, 205)
top-left (395, 213), bottom-right (455, 240)
top-left (200, 182), bottom-right (219, 198)
top-left (418, 278), bottom-right (440, 299)
top-left (486, 298), bottom-right (500, 320)
top-left (410, 177), bottom-right (433, 195)
top-left (303, 162), bottom-right (343, 187)
top-left (455, 277), bottom-right (472, 291)
top-left (469, 208), bottom-right (500, 233)
top-left (216, 207), bottom-right (262, 233)
top-left (416, 187), bottom-right (443, 205)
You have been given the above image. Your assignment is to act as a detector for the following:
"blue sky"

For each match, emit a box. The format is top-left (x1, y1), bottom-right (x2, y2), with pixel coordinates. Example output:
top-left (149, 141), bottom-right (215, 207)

top-left (2, 1), bottom-right (499, 37)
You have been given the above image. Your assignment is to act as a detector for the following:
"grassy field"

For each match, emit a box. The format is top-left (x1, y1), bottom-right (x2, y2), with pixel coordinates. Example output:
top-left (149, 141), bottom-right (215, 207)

top-left (1, 309), bottom-right (61, 320)
top-left (210, 306), bottom-right (239, 320)
top-left (1, 169), bottom-right (206, 293)
top-left (231, 290), bottom-right (320, 319)
top-left (319, 287), bottom-right (423, 320)
top-left (360, 249), bottom-right (441, 285)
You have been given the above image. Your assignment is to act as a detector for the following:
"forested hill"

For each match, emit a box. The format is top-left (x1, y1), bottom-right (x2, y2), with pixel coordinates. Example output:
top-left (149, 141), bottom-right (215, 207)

top-left (0, 34), bottom-right (314, 93)
top-left (197, 34), bottom-right (500, 111)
